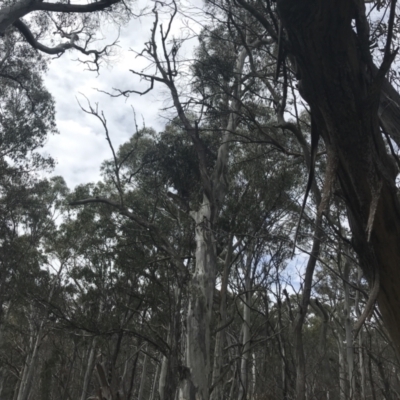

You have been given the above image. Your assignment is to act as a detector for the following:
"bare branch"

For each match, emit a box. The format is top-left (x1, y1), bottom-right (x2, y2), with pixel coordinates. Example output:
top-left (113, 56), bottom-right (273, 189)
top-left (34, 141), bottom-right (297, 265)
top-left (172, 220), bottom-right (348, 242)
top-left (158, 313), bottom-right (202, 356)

top-left (13, 19), bottom-right (73, 55)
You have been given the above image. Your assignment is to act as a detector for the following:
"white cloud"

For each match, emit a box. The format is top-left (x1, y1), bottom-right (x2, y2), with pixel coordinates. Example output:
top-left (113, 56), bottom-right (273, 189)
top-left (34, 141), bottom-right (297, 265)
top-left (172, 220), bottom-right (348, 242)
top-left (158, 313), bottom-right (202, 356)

top-left (42, 0), bottom-right (198, 189)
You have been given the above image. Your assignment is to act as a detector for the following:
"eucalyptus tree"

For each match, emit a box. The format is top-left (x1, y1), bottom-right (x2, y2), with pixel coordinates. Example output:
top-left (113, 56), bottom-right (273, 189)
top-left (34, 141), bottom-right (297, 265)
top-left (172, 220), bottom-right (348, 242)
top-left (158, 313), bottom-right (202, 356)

top-left (224, 0), bottom-right (400, 362)
top-left (70, 4), bottom-right (249, 398)
top-left (190, 1), bottom-right (400, 398)
top-left (0, 176), bottom-right (71, 399)
top-left (69, 123), bottom-right (200, 399)
top-left (0, 37), bottom-right (57, 320)
top-left (81, 1), bottom-right (322, 396)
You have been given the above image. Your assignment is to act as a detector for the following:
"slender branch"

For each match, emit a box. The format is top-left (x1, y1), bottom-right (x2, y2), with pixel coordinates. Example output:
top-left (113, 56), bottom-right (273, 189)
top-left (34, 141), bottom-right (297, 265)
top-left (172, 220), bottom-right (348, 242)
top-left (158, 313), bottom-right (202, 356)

top-left (13, 19), bottom-right (73, 55)
top-left (69, 197), bottom-right (188, 278)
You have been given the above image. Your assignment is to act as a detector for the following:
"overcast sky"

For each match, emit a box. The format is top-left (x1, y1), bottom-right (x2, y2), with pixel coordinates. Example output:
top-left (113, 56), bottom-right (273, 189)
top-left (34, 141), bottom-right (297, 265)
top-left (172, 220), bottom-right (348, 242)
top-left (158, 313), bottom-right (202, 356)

top-left (40, 1), bottom-right (308, 285)
top-left (42, 0), bottom-right (201, 189)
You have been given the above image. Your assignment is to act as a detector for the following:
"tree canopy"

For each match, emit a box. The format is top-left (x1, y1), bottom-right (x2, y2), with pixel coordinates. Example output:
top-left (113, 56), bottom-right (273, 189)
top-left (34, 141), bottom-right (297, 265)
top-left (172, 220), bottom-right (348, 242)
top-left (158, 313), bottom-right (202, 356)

top-left (2, 0), bottom-right (400, 399)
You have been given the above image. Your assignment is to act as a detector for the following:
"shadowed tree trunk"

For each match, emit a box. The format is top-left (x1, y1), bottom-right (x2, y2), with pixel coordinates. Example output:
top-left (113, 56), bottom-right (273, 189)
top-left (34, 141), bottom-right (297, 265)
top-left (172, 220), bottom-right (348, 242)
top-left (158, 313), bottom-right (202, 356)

top-left (138, 345), bottom-right (148, 400)
top-left (343, 256), bottom-right (356, 398)
top-left (80, 336), bottom-right (99, 400)
top-left (277, 0), bottom-right (400, 355)
top-left (210, 236), bottom-right (234, 400)
top-left (355, 268), bottom-right (366, 399)
top-left (238, 251), bottom-right (253, 400)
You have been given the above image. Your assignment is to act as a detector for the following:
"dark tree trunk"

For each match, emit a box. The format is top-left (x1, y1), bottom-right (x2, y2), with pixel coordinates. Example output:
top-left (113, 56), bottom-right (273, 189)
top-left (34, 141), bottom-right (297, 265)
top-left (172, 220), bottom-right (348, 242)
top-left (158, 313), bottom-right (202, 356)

top-left (277, 0), bottom-right (400, 353)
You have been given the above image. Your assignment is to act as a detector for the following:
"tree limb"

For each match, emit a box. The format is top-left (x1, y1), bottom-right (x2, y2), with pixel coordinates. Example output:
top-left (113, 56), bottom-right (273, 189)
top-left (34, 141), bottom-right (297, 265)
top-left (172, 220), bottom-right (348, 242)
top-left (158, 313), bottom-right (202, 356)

top-left (13, 19), bottom-right (73, 55)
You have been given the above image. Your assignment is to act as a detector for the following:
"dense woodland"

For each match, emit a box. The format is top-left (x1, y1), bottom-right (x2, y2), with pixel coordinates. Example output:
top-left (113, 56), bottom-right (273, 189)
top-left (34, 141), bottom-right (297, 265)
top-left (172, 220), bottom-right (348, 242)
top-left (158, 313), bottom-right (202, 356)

top-left (2, 0), bottom-right (400, 399)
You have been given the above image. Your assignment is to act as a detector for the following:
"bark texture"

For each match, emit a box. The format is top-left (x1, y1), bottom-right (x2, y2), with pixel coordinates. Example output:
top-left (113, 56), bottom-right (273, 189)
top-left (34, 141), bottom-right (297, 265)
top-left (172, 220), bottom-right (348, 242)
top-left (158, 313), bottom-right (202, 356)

top-left (185, 199), bottom-right (217, 400)
top-left (277, 0), bottom-right (400, 354)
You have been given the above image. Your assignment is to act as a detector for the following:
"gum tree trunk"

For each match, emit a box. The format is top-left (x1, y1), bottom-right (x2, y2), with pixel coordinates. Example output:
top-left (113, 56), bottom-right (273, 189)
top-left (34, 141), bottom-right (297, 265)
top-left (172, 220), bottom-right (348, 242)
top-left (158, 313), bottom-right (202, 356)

top-left (179, 44), bottom-right (248, 400)
top-left (183, 197), bottom-right (218, 400)
top-left (80, 336), bottom-right (98, 400)
top-left (138, 345), bottom-right (149, 400)
top-left (238, 252), bottom-right (253, 400)
top-left (277, 0), bottom-right (400, 355)
top-left (343, 258), bottom-right (356, 398)
top-left (159, 287), bottom-right (182, 400)
top-left (210, 236), bottom-right (234, 400)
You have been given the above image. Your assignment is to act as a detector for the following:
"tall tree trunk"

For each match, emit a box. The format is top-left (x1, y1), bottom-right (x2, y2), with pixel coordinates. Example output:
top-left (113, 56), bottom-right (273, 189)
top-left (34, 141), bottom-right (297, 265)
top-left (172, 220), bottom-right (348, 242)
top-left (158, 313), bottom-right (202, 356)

top-left (158, 350), bottom-right (168, 400)
top-left (276, 288), bottom-right (290, 399)
top-left (355, 268), bottom-right (366, 399)
top-left (179, 44), bottom-right (247, 400)
top-left (0, 302), bottom-right (11, 399)
top-left (249, 352), bottom-right (256, 400)
top-left (337, 337), bottom-right (347, 400)
top-left (160, 286), bottom-right (181, 400)
top-left (17, 317), bottom-right (44, 400)
top-left (343, 258), bottom-right (356, 398)
top-left (138, 345), bottom-right (148, 400)
top-left (210, 236), bottom-right (234, 400)
top-left (367, 342), bottom-right (377, 400)
top-left (183, 197), bottom-right (217, 400)
top-left (277, 0), bottom-right (400, 355)
top-left (310, 299), bottom-right (331, 396)
top-left (229, 364), bottom-right (237, 400)
top-left (80, 330), bottom-right (101, 400)
top-left (238, 252), bottom-right (253, 400)
top-left (158, 351), bottom-right (168, 400)
top-left (150, 360), bottom-right (160, 400)
top-left (293, 215), bottom-right (323, 400)
top-left (127, 345), bottom-right (140, 400)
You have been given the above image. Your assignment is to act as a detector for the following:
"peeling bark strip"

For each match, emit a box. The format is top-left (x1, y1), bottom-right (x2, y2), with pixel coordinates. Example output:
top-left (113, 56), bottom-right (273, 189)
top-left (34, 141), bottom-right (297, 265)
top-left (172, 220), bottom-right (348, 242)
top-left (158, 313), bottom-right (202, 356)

top-left (277, 0), bottom-right (400, 353)
top-left (184, 201), bottom-right (217, 400)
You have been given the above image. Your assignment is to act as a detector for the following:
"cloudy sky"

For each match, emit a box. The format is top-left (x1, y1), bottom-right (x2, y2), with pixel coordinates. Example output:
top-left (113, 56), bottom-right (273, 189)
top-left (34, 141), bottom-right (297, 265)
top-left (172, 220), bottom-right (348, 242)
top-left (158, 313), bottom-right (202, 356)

top-left (40, 1), bottom-right (308, 284)
top-left (42, 0), bottom-right (202, 189)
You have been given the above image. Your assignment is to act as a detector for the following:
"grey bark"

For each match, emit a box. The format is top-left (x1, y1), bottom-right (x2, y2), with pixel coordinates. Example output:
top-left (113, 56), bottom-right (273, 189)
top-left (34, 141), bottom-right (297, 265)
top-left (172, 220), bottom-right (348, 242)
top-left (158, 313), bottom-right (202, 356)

top-left (159, 286), bottom-right (182, 400)
top-left (228, 364), bottom-right (237, 400)
top-left (275, 0), bottom-right (400, 359)
top-left (210, 236), bottom-right (234, 400)
top-left (0, 303), bottom-right (11, 398)
top-left (293, 214), bottom-right (323, 400)
top-left (179, 44), bottom-right (247, 400)
top-left (80, 336), bottom-right (99, 400)
top-left (138, 345), bottom-right (149, 400)
top-left (150, 361), bottom-right (160, 400)
top-left (238, 252), bottom-right (253, 400)
top-left (158, 352), bottom-right (168, 400)
top-left (309, 299), bottom-right (330, 394)
top-left (343, 258), bottom-right (356, 399)
top-left (355, 268), bottom-right (366, 399)
top-left (249, 352), bottom-right (256, 400)
top-left (185, 198), bottom-right (217, 400)
top-left (337, 338), bottom-right (347, 400)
